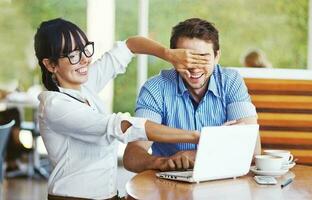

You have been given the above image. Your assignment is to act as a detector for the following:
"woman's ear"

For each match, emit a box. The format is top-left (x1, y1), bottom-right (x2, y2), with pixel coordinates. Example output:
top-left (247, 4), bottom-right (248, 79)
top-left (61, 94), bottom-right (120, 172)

top-left (42, 58), bottom-right (57, 73)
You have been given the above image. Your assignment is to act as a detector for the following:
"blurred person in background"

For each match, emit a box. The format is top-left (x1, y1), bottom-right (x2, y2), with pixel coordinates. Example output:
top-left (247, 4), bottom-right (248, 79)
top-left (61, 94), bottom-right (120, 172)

top-left (0, 107), bottom-right (26, 172)
top-left (242, 49), bottom-right (272, 68)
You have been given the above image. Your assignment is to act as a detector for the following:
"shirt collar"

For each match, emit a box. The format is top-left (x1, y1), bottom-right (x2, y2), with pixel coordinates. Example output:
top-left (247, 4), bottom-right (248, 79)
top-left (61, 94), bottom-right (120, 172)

top-left (177, 74), bottom-right (188, 96)
top-left (58, 86), bottom-right (87, 100)
top-left (207, 71), bottom-right (220, 98)
top-left (176, 65), bottom-right (220, 98)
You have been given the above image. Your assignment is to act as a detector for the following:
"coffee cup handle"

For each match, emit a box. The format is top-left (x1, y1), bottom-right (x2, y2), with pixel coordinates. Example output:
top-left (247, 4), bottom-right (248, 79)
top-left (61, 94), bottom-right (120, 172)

top-left (288, 154), bottom-right (294, 163)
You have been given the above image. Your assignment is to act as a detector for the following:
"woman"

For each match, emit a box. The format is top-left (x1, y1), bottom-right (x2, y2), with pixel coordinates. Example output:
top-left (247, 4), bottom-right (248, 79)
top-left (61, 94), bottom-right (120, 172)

top-left (34, 18), bottom-right (208, 200)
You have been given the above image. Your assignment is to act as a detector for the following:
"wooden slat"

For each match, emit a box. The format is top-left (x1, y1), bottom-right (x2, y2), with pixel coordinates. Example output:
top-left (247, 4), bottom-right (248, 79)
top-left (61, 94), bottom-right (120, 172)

top-left (251, 95), bottom-right (312, 111)
top-left (260, 131), bottom-right (312, 145)
top-left (258, 113), bottom-right (312, 129)
top-left (245, 78), bottom-right (312, 94)
top-left (245, 78), bottom-right (312, 164)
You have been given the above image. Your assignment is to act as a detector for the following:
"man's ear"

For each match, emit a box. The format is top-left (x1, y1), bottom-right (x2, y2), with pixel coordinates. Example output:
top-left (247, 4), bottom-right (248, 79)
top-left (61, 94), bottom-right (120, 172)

top-left (214, 50), bottom-right (221, 64)
top-left (42, 58), bottom-right (57, 73)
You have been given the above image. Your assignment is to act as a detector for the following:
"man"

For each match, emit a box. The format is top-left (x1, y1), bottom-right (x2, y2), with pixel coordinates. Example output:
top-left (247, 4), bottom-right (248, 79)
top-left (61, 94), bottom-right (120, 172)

top-left (123, 18), bottom-right (260, 173)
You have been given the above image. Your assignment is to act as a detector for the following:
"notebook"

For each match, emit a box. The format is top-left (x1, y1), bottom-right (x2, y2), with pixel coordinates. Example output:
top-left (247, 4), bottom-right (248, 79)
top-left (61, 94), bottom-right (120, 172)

top-left (156, 125), bottom-right (259, 183)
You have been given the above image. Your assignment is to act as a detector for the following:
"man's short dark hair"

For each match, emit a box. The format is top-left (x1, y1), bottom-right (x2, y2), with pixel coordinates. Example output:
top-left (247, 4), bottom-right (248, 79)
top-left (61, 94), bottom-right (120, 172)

top-left (170, 18), bottom-right (219, 55)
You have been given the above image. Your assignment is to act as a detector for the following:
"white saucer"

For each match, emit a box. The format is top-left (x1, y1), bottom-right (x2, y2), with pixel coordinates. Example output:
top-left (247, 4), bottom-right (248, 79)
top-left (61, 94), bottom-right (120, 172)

top-left (250, 166), bottom-right (289, 176)
top-left (282, 162), bottom-right (296, 170)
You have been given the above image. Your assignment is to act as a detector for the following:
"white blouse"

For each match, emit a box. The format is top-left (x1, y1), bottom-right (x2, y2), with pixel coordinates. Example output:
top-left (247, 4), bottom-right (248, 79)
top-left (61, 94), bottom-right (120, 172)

top-left (38, 41), bottom-right (147, 199)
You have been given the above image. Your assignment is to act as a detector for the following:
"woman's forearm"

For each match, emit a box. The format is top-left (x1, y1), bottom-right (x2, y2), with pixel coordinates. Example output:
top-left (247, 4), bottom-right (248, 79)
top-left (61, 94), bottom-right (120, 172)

top-left (126, 36), bottom-right (171, 62)
top-left (144, 120), bottom-right (199, 144)
top-left (125, 36), bottom-right (209, 74)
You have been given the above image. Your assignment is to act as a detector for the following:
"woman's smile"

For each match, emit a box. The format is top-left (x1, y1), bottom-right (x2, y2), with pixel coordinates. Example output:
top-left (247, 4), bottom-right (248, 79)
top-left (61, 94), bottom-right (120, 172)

top-left (75, 66), bottom-right (88, 76)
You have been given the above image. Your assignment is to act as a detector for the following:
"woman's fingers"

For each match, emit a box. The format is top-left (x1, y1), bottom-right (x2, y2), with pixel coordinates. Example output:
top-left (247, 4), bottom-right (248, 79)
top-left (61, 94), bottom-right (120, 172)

top-left (171, 49), bottom-right (214, 73)
top-left (190, 50), bottom-right (210, 57)
top-left (186, 63), bottom-right (211, 69)
top-left (176, 68), bottom-right (191, 78)
top-left (188, 58), bottom-right (209, 65)
top-left (189, 49), bottom-right (208, 55)
top-left (190, 53), bottom-right (210, 62)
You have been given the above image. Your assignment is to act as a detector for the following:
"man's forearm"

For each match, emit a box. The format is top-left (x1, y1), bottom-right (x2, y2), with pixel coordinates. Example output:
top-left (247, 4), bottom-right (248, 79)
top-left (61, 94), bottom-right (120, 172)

top-left (145, 120), bottom-right (199, 144)
top-left (123, 144), bottom-right (162, 173)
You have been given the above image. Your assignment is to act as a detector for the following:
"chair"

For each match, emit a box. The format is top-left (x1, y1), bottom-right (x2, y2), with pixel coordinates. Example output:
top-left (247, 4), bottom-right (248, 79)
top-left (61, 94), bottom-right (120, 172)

top-left (6, 121), bottom-right (50, 179)
top-left (0, 120), bottom-right (15, 182)
top-left (22, 121), bottom-right (50, 179)
top-left (245, 77), bottom-right (312, 165)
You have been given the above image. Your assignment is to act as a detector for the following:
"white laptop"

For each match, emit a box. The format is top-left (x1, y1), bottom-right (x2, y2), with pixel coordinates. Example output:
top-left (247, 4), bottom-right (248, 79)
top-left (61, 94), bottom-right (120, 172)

top-left (156, 125), bottom-right (259, 183)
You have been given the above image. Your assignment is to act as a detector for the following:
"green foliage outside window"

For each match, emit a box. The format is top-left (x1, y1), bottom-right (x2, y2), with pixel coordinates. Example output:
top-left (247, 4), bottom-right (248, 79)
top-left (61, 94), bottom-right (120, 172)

top-left (114, 0), bottom-right (308, 114)
top-left (0, 0), bottom-right (86, 89)
top-left (0, 0), bottom-right (308, 115)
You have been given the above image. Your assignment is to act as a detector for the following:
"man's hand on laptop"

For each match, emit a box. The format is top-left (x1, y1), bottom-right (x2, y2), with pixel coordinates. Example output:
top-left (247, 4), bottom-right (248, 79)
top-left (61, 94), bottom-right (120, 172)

top-left (223, 117), bottom-right (258, 126)
top-left (223, 120), bottom-right (246, 126)
top-left (157, 150), bottom-right (196, 171)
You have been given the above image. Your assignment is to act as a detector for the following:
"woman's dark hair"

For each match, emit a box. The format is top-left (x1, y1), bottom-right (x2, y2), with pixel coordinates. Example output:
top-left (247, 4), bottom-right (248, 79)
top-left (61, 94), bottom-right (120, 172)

top-left (34, 18), bottom-right (89, 91)
top-left (170, 18), bottom-right (219, 56)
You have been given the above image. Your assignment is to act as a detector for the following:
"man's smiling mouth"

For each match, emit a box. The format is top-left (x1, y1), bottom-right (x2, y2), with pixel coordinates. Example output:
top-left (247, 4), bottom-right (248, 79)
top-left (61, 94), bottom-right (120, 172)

top-left (190, 73), bottom-right (204, 79)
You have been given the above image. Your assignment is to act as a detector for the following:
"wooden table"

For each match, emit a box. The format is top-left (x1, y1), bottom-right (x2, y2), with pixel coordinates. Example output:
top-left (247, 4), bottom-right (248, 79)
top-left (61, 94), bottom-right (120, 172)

top-left (126, 165), bottom-right (312, 200)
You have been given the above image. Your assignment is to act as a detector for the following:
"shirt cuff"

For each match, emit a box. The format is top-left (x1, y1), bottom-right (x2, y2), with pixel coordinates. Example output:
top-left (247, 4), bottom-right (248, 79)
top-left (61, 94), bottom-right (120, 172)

top-left (114, 112), bottom-right (148, 143)
top-left (227, 101), bottom-right (257, 121)
top-left (109, 41), bottom-right (134, 74)
top-left (124, 117), bottom-right (148, 142)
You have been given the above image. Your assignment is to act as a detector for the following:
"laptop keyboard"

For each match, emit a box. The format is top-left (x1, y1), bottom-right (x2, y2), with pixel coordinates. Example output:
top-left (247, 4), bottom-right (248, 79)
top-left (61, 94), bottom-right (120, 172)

top-left (167, 171), bottom-right (193, 177)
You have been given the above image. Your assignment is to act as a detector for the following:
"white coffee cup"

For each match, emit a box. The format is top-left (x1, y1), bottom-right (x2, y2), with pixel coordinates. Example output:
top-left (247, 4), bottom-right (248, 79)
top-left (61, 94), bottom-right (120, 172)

top-left (263, 150), bottom-right (294, 165)
top-left (255, 155), bottom-right (284, 171)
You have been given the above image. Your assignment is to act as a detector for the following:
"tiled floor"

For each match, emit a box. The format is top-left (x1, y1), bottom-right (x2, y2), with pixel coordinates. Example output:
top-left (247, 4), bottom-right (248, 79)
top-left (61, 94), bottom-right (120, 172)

top-left (0, 167), bottom-right (136, 200)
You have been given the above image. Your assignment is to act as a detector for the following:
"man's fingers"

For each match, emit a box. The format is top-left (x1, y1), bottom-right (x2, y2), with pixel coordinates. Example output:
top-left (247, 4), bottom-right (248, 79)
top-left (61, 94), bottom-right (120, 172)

top-left (223, 120), bottom-right (237, 126)
top-left (189, 159), bottom-right (195, 168)
top-left (181, 155), bottom-right (190, 169)
top-left (223, 120), bottom-right (246, 126)
top-left (173, 158), bottom-right (182, 170)
top-left (167, 159), bottom-right (176, 170)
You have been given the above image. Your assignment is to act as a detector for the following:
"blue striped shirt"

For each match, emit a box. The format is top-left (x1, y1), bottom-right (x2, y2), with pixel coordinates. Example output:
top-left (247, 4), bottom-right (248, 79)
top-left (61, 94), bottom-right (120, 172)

top-left (135, 64), bottom-right (257, 156)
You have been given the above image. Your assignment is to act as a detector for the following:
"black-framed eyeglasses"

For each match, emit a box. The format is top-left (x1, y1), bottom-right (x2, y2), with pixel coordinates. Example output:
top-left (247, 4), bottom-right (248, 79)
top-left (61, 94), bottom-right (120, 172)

top-left (60, 42), bottom-right (94, 65)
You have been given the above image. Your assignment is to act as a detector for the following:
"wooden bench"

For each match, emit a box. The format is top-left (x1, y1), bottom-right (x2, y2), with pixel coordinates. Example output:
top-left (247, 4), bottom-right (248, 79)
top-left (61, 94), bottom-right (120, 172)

top-left (245, 78), bottom-right (312, 165)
